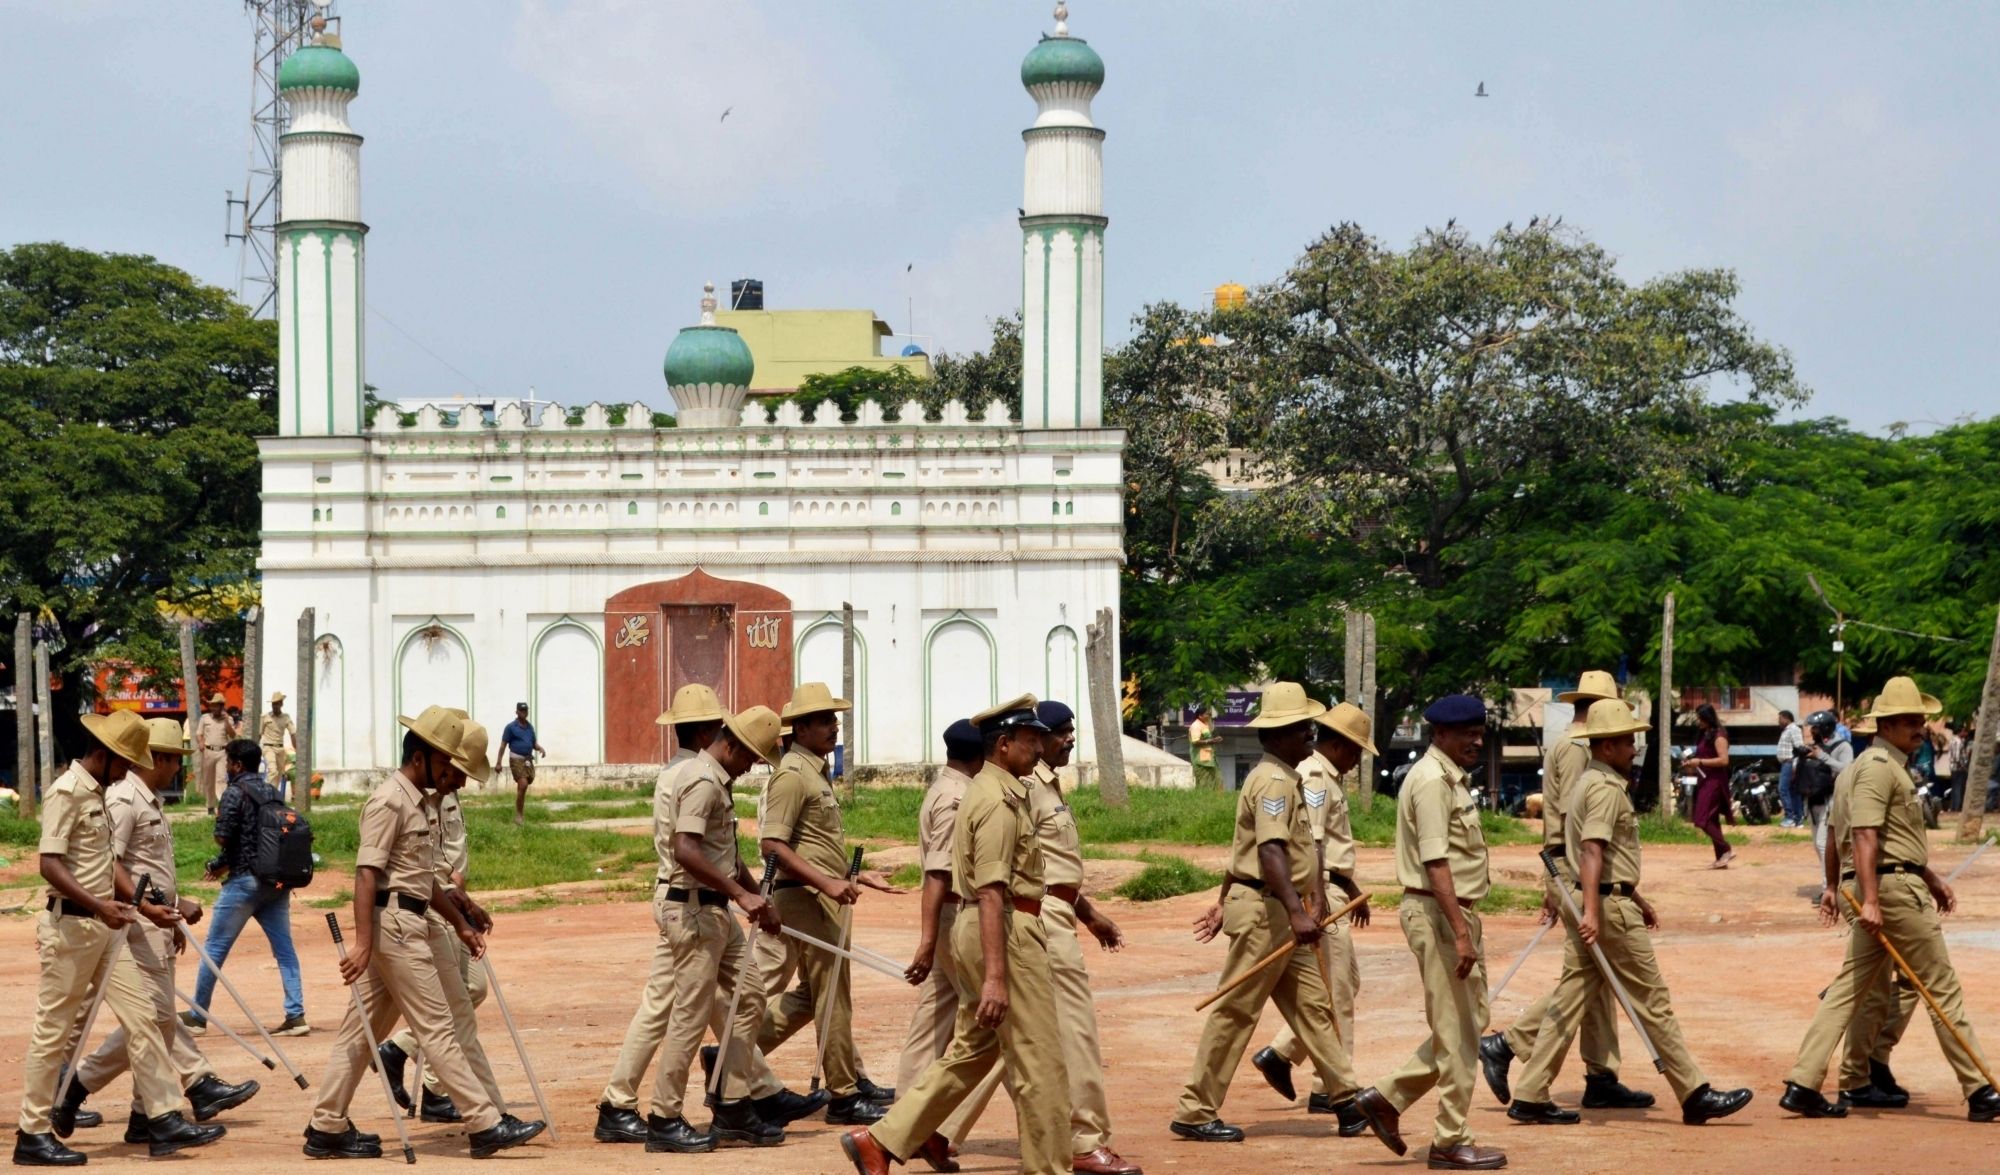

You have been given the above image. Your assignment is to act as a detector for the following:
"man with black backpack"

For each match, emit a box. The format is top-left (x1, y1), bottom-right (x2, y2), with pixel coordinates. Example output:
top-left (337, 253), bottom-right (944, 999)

top-left (1795, 713), bottom-right (1853, 857)
top-left (183, 740), bottom-right (311, 1039)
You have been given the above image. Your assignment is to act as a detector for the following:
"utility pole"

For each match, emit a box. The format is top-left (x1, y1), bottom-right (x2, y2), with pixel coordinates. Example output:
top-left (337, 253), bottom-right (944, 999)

top-left (243, 605), bottom-right (263, 743)
top-left (1360, 611), bottom-right (1378, 803)
top-left (34, 641), bottom-right (54, 801)
top-left (295, 608), bottom-right (315, 813)
top-left (841, 602), bottom-right (856, 786)
top-left (1657, 592), bottom-right (1676, 811)
top-left (1344, 609), bottom-right (1363, 795)
top-left (1085, 607), bottom-right (1128, 806)
top-left (14, 615), bottom-right (33, 817)
top-left (1955, 603), bottom-right (2000, 843)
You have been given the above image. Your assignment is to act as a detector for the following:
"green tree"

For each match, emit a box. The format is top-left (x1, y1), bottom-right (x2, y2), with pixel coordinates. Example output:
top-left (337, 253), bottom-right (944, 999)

top-left (0, 243), bottom-right (276, 711)
top-left (930, 312), bottom-right (1022, 418)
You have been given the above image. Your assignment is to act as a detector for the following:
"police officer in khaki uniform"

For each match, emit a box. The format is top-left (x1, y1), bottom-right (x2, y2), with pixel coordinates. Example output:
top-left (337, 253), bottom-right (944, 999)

top-left (1504, 699), bottom-right (1752, 1126)
top-left (194, 693), bottom-right (236, 813)
top-left (1354, 694), bottom-right (1501, 1171)
top-left (69, 718), bottom-right (261, 1140)
top-left (19, 709), bottom-right (225, 1166)
top-left (260, 693), bottom-right (296, 790)
top-left (955, 701), bottom-right (1141, 1175)
top-left (302, 706), bottom-right (545, 1160)
top-left (1254, 701), bottom-right (1376, 1126)
top-left (1480, 670), bottom-right (1650, 1111)
top-left (378, 718), bottom-right (506, 1124)
top-left (647, 705), bottom-right (786, 1152)
top-left (1173, 683), bottom-right (1362, 1143)
top-left (840, 695), bottom-right (1067, 1175)
top-left (1783, 677), bottom-right (2000, 1123)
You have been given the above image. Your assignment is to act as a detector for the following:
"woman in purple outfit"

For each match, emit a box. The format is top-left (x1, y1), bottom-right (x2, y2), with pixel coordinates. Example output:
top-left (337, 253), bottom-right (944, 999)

top-left (1688, 703), bottom-right (1734, 868)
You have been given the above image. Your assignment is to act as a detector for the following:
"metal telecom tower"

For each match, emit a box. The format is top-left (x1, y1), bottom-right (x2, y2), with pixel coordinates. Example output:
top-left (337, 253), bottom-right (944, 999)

top-left (226, 0), bottom-right (330, 317)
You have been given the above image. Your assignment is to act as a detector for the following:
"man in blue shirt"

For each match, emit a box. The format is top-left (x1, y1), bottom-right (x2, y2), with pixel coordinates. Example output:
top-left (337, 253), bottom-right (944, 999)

top-left (494, 703), bottom-right (545, 825)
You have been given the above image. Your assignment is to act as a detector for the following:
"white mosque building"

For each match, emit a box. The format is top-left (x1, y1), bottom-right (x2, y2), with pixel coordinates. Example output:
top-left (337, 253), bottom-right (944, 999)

top-left (256, 6), bottom-right (1125, 782)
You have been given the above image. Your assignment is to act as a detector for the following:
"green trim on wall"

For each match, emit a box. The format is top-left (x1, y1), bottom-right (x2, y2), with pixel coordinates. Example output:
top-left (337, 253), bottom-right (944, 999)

top-left (1040, 229), bottom-right (1053, 427)
top-left (1074, 228), bottom-right (1085, 426)
top-left (920, 611), bottom-right (998, 748)
top-left (323, 234), bottom-right (335, 433)
top-left (289, 237), bottom-right (301, 434)
top-left (390, 616), bottom-right (474, 763)
top-left (794, 616), bottom-right (868, 761)
top-left (529, 615), bottom-right (604, 763)
top-left (1044, 624), bottom-right (1082, 717)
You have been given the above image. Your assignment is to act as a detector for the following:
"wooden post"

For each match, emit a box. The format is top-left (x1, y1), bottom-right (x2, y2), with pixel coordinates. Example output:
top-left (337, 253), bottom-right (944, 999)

top-left (14, 615), bottom-right (34, 817)
top-left (295, 608), bottom-right (315, 813)
top-left (1085, 607), bottom-right (1128, 806)
top-left (178, 619), bottom-right (200, 721)
top-left (1955, 603), bottom-right (2000, 842)
top-left (242, 606), bottom-right (262, 743)
top-left (34, 640), bottom-right (54, 798)
top-left (1360, 611), bottom-right (1378, 802)
top-left (1657, 592), bottom-right (1676, 811)
top-left (841, 602), bottom-right (856, 774)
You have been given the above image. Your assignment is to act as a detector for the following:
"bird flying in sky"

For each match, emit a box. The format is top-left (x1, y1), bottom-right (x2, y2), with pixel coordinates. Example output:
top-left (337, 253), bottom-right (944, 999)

top-left (1474, 81), bottom-right (1487, 97)
top-left (720, 106), bottom-right (733, 122)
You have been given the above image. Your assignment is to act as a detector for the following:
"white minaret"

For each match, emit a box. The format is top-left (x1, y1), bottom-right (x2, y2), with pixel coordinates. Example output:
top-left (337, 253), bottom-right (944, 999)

top-left (1019, 2), bottom-right (1106, 430)
top-left (275, 22), bottom-right (365, 436)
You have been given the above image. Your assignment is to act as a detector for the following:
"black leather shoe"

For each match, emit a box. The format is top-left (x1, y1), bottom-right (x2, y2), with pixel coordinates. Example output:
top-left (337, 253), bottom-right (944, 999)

top-left (69, 1111), bottom-right (100, 1132)
top-left (1306, 1092), bottom-right (1333, 1114)
top-left (1839, 1084), bottom-right (1908, 1110)
top-left (1507, 1099), bottom-right (1581, 1125)
top-left (827, 1092), bottom-right (888, 1125)
top-left (468, 1115), bottom-right (545, 1158)
top-left (752, 1086), bottom-right (830, 1126)
top-left (50, 1078), bottom-right (89, 1139)
top-left (594, 1102), bottom-right (647, 1143)
top-left (1329, 1097), bottom-right (1369, 1137)
top-left (856, 1075), bottom-right (896, 1105)
top-left (1681, 1084), bottom-right (1753, 1124)
top-left (710, 1099), bottom-right (784, 1147)
top-left (11, 1131), bottom-right (85, 1167)
top-left (1168, 1119), bottom-right (1243, 1142)
top-left (643, 1114), bottom-right (717, 1153)
top-left (1870, 1059), bottom-right (1907, 1099)
top-left (145, 1110), bottom-right (226, 1157)
top-left (1581, 1074), bottom-right (1655, 1109)
top-left (123, 1111), bottom-right (148, 1145)
top-left (1355, 1087), bottom-right (1407, 1157)
top-left (188, 1074), bottom-right (262, 1121)
top-left (421, 1088), bottom-right (463, 1124)
top-left (378, 1041), bottom-right (412, 1111)
top-left (1969, 1085), bottom-right (2000, 1122)
top-left (1479, 1033), bottom-right (1513, 1105)
top-left (302, 1122), bottom-right (385, 1158)
top-left (1251, 1047), bottom-right (1297, 1103)
top-left (1778, 1082), bottom-right (1844, 1119)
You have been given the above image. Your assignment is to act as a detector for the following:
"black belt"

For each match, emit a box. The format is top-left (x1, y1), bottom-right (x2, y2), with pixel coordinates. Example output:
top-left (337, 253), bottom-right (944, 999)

top-left (772, 879), bottom-right (811, 891)
top-left (1595, 883), bottom-right (1637, 897)
top-left (1230, 874), bottom-right (1265, 891)
top-left (45, 897), bottom-right (94, 918)
top-left (665, 886), bottom-right (728, 908)
top-left (1839, 863), bottom-right (1923, 881)
top-left (374, 892), bottom-right (428, 915)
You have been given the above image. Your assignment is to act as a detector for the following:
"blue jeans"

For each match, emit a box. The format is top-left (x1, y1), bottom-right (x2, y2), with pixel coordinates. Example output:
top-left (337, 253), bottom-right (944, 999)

top-left (190, 873), bottom-right (304, 1021)
top-left (1778, 760), bottom-right (1803, 824)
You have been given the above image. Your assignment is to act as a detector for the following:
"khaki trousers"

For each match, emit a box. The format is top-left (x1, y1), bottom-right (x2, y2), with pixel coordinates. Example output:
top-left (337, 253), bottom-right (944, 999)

top-left (264, 745), bottom-right (291, 787)
top-left (1513, 896), bottom-right (1705, 1104)
top-left (1175, 889), bottom-right (1358, 1124)
top-left (76, 924), bottom-right (215, 1100)
top-left (1501, 877), bottom-right (1620, 1078)
top-left (1270, 919), bottom-right (1361, 1095)
top-left (894, 901), bottom-right (1004, 1142)
top-left (716, 912), bottom-right (797, 1101)
top-left (309, 907), bottom-right (502, 1133)
top-left (655, 901), bottom-right (742, 1117)
top-left (197, 751), bottom-right (227, 808)
top-left (1787, 874), bottom-right (1990, 1096)
top-left (1841, 965), bottom-right (1917, 1089)
top-left (600, 887), bottom-right (681, 1110)
top-left (957, 894), bottom-right (1113, 1152)
top-left (20, 913), bottom-right (186, 1133)
top-left (752, 887), bottom-right (859, 1098)
top-left (1377, 898), bottom-right (1486, 1149)
top-left (871, 906), bottom-right (1069, 1175)
top-left (379, 914), bottom-right (504, 1108)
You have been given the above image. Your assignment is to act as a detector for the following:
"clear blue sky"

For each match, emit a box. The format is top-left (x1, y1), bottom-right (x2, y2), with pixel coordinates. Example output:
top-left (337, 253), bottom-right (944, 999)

top-left (4, 1), bottom-right (1992, 430)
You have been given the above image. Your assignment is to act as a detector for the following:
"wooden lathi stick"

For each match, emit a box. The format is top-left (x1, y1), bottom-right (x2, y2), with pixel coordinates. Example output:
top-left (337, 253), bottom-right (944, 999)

top-left (1195, 891), bottom-right (1372, 1012)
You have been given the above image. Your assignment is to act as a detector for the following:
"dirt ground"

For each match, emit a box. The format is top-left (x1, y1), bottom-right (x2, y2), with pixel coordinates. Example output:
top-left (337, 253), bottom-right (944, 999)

top-left (4, 825), bottom-right (1999, 1172)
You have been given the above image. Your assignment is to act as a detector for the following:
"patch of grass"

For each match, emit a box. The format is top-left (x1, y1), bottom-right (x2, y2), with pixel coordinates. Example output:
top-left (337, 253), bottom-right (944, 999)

top-left (0, 813), bottom-right (43, 847)
top-left (889, 863), bottom-right (924, 890)
top-left (1369, 883), bottom-right (1543, 914)
top-left (824, 787), bottom-right (930, 842)
top-left (1637, 812), bottom-right (1747, 846)
top-left (1769, 832), bottom-right (1812, 844)
top-left (492, 893), bottom-right (562, 914)
top-left (1112, 852), bottom-right (1222, 901)
top-left (308, 887), bottom-right (353, 910)
top-left (1079, 844), bottom-right (1135, 860)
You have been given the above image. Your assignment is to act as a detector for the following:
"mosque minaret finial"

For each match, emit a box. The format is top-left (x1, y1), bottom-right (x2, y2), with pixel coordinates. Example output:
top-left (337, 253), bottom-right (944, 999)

top-left (1053, 2), bottom-right (1069, 37)
top-left (699, 281), bottom-right (718, 326)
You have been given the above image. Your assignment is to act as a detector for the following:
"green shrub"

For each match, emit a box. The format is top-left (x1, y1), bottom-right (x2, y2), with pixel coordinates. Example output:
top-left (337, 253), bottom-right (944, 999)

top-left (1112, 852), bottom-right (1221, 901)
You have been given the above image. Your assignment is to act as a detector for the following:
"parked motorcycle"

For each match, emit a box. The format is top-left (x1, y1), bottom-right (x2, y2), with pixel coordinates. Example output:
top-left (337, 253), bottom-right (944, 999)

top-left (1730, 763), bottom-right (1777, 825)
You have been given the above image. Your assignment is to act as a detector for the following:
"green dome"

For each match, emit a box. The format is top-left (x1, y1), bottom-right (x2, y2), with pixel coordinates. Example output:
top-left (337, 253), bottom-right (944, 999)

top-left (663, 325), bottom-right (753, 389)
top-left (1021, 35), bottom-right (1104, 88)
top-left (278, 44), bottom-right (361, 93)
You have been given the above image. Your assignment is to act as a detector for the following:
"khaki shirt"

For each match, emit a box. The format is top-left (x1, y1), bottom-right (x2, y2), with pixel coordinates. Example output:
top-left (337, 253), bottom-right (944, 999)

top-left (1395, 745), bottom-right (1490, 900)
top-left (919, 766), bottom-right (973, 878)
top-left (40, 761), bottom-right (116, 902)
top-left (107, 775), bottom-right (176, 903)
top-left (1541, 736), bottom-right (1589, 849)
top-left (651, 748), bottom-right (697, 875)
top-left (433, 792), bottom-right (469, 890)
top-left (761, 746), bottom-right (846, 880)
top-left (1301, 749), bottom-right (1357, 877)
top-left (1827, 756), bottom-right (1868, 874)
top-left (1026, 760), bottom-right (1085, 889)
top-left (953, 761), bottom-right (1045, 902)
top-left (1847, 743), bottom-right (1928, 869)
top-left (1230, 753), bottom-right (1316, 894)
top-left (260, 711), bottom-right (294, 749)
top-left (196, 712), bottom-right (234, 752)
top-left (1567, 761), bottom-right (1641, 887)
top-left (668, 749), bottom-right (741, 888)
top-left (356, 770), bottom-right (439, 898)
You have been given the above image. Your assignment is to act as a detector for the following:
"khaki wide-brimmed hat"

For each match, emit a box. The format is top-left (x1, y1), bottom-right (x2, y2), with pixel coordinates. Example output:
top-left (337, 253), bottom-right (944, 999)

top-left (1850, 715), bottom-right (1877, 737)
top-left (270, 691), bottom-right (286, 704)
top-left (144, 718), bottom-right (188, 756)
top-left (81, 710), bottom-right (155, 770)
top-left (1580, 698), bottom-right (1650, 740)
top-left (1558, 670), bottom-right (1620, 705)
top-left (782, 682), bottom-right (852, 721)
top-left (206, 692), bottom-right (228, 706)
top-left (1313, 701), bottom-right (1378, 755)
top-left (398, 705), bottom-right (466, 759)
top-left (1246, 682), bottom-right (1326, 729)
top-left (656, 683), bottom-right (725, 726)
top-left (724, 705), bottom-right (784, 766)
top-left (454, 720), bottom-right (494, 784)
top-left (1866, 676), bottom-right (1942, 719)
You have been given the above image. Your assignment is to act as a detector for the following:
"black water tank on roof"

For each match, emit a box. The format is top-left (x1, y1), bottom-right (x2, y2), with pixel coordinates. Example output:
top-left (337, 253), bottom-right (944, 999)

top-left (730, 279), bottom-right (764, 310)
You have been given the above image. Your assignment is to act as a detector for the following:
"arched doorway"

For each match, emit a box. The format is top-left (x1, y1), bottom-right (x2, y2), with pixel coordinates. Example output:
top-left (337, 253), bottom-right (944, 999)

top-left (604, 570), bottom-right (794, 763)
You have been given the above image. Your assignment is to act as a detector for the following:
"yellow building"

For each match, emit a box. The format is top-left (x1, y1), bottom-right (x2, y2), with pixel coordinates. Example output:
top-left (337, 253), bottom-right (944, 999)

top-left (712, 307), bottom-right (932, 395)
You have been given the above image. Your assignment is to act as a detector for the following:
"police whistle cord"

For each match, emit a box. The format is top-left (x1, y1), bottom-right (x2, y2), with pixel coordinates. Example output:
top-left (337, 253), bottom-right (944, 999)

top-left (173, 987), bottom-right (277, 1071)
top-left (1537, 849), bottom-right (1668, 1074)
top-left (482, 953), bottom-right (557, 1141)
top-left (55, 872), bottom-right (148, 1111)
top-left (1837, 885), bottom-right (1999, 1091)
top-left (326, 913), bottom-right (417, 1165)
top-left (707, 854), bottom-right (780, 1107)
top-left (1193, 891), bottom-right (1370, 1013)
top-left (187, 929), bottom-right (309, 1088)
top-left (810, 845), bottom-right (867, 1095)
